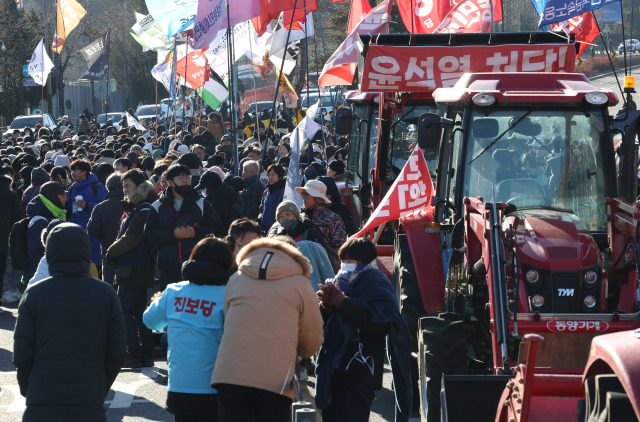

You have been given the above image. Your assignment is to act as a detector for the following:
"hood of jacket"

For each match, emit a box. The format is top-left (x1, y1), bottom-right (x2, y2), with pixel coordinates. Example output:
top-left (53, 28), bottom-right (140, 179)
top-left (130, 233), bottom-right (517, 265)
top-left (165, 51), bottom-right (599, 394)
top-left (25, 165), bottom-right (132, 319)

top-left (181, 260), bottom-right (230, 286)
top-left (0, 175), bottom-right (13, 200)
top-left (123, 180), bottom-right (156, 208)
top-left (237, 237), bottom-right (312, 280)
top-left (31, 167), bottom-right (50, 187)
top-left (26, 195), bottom-right (54, 219)
top-left (74, 172), bottom-right (100, 189)
top-left (45, 222), bottom-right (91, 276)
top-left (206, 181), bottom-right (236, 205)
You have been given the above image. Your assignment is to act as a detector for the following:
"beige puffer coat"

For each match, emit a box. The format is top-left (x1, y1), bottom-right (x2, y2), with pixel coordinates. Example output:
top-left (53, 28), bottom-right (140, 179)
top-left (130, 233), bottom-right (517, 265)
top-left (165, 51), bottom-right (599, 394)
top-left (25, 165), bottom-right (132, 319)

top-left (211, 238), bottom-right (324, 400)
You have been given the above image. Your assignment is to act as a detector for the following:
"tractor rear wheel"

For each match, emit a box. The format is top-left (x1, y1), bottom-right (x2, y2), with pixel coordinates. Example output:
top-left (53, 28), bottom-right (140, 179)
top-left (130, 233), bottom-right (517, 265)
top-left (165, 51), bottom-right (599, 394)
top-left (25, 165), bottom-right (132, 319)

top-left (581, 374), bottom-right (637, 422)
top-left (418, 313), bottom-right (469, 422)
top-left (393, 232), bottom-right (426, 412)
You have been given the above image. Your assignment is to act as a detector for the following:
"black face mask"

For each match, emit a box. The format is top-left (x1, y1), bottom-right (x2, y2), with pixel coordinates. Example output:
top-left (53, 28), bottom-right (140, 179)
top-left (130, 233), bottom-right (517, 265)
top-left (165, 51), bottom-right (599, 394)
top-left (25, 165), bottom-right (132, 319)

top-left (280, 219), bottom-right (297, 230)
top-left (172, 184), bottom-right (192, 197)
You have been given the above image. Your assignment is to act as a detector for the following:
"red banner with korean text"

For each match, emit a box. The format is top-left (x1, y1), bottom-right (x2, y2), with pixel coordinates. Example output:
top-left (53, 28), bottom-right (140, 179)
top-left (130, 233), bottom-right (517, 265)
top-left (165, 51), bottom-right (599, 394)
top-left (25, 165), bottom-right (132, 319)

top-left (550, 11), bottom-right (599, 58)
top-left (359, 43), bottom-right (576, 92)
top-left (434, 0), bottom-right (492, 33)
top-left (176, 52), bottom-right (209, 90)
top-left (353, 147), bottom-right (434, 238)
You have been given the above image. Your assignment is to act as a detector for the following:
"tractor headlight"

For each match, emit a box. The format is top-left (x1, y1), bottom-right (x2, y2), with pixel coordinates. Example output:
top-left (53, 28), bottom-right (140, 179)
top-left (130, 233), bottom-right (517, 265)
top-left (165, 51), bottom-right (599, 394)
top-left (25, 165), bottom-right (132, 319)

top-left (532, 295), bottom-right (545, 307)
top-left (584, 270), bottom-right (598, 284)
top-left (526, 270), bottom-right (539, 283)
top-left (472, 93), bottom-right (496, 106)
top-left (585, 92), bottom-right (608, 105)
top-left (583, 295), bottom-right (597, 308)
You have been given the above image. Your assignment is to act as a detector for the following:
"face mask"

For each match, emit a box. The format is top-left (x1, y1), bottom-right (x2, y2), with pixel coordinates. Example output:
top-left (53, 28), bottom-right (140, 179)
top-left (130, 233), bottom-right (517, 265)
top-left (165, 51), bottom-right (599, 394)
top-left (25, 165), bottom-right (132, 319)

top-left (172, 184), bottom-right (192, 197)
top-left (280, 219), bottom-right (297, 230)
top-left (340, 263), bottom-right (356, 273)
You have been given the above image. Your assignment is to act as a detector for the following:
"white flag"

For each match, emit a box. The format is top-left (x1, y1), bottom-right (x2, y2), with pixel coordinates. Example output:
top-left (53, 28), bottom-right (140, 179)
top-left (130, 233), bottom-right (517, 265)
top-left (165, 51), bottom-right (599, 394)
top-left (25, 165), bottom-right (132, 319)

top-left (28, 39), bottom-right (54, 86)
top-left (283, 101), bottom-right (321, 208)
top-left (151, 61), bottom-right (173, 92)
top-left (126, 112), bottom-right (146, 131)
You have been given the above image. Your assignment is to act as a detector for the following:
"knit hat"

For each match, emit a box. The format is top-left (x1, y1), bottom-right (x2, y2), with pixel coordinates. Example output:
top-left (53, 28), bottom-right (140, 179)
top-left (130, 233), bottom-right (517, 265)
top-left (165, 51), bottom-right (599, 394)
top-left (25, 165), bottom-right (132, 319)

top-left (54, 154), bottom-right (71, 167)
top-left (276, 200), bottom-right (300, 221)
top-left (328, 159), bottom-right (345, 175)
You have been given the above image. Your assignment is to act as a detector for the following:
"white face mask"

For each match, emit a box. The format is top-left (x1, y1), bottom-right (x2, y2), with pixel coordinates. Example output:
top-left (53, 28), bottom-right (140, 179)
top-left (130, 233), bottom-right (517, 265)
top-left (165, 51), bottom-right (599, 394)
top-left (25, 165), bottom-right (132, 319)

top-left (340, 262), bottom-right (356, 273)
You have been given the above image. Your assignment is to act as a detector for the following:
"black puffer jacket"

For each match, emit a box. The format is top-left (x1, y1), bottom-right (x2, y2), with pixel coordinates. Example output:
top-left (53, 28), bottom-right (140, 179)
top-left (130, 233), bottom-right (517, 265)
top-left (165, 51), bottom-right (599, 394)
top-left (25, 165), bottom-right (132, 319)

top-left (0, 175), bottom-right (24, 256)
top-left (21, 168), bottom-right (50, 210)
top-left (87, 186), bottom-right (125, 259)
top-left (13, 223), bottom-right (126, 422)
top-left (318, 176), bottom-right (355, 235)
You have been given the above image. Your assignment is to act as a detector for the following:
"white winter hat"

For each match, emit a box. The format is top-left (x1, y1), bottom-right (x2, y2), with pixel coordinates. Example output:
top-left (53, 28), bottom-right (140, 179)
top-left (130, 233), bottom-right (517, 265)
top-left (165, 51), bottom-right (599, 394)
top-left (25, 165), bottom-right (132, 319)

top-left (177, 144), bottom-right (189, 154)
top-left (295, 179), bottom-right (331, 204)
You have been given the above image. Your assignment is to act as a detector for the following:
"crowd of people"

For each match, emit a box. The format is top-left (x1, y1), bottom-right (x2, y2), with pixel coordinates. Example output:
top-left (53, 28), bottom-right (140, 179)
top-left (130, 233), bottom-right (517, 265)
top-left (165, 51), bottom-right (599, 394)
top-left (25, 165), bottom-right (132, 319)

top-left (2, 106), bottom-right (412, 422)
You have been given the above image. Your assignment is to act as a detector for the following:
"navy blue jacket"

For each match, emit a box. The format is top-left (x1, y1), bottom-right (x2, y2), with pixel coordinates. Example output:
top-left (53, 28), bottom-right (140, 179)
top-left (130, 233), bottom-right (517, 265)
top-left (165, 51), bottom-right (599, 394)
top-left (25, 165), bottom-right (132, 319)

top-left (145, 188), bottom-right (223, 273)
top-left (259, 178), bottom-right (285, 233)
top-left (315, 267), bottom-right (412, 422)
top-left (24, 196), bottom-right (55, 283)
top-left (87, 187), bottom-right (125, 259)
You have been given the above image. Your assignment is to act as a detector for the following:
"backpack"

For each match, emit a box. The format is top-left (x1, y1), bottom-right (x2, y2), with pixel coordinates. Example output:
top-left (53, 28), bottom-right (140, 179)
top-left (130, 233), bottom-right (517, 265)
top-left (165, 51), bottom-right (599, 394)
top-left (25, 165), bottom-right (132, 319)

top-left (9, 216), bottom-right (47, 270)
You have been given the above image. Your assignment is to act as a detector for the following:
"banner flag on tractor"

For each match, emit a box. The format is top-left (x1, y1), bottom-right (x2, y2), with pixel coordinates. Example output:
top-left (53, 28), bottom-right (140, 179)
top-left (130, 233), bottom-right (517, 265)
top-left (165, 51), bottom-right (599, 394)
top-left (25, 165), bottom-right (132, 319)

top-left (145, 0), bottom-right (198, 38)
top-left (550, 11), bottom-right (599, 58)
top-left (537, 0), bottom-right (618, 27)
top-left (434, 0), bottom-right (493, 33)
top-left (51, 0), bottom-right (87, 53)
top-left (283, 101), bottom-right (322, 209)
top-left (28, 39), bottom-right (54, 86)
top-left (353, 147), bottom-right (434, 238)
top-left (130, 13), bottom-right (173, 51)
top-left (126, 112), bottom-right (145, 131)
top-left (318, 0), bottom-right (392, 87)
top-left (80, 31), bottom-right (109, 81)
top-left (197, 70), bottom-right (229, 110)
top-left (347, 0), bottom-right (372, 34)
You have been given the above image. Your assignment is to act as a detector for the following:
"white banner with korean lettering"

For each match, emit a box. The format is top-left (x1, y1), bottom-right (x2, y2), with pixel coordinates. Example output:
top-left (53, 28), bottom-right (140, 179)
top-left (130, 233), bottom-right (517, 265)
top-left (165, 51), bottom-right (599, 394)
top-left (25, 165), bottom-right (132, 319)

top-left (359, 43), bottom-right (576, 92)
top-left (28, 39), bottom-right (54, 86)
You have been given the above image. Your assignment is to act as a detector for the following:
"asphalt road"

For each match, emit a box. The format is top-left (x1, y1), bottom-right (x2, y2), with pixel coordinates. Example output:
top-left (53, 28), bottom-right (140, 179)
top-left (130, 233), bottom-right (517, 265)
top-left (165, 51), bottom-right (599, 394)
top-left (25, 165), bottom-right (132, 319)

top-left (0, 297), bottom-right (405, 422)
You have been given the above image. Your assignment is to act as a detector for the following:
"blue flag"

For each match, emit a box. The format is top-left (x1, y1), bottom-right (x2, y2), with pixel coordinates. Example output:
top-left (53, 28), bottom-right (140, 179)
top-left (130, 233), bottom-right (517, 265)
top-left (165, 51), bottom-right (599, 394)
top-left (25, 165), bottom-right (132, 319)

top-left (145, 0), bottom-right (198, 38)
top-left (538, 0), bottom-right (619, 27)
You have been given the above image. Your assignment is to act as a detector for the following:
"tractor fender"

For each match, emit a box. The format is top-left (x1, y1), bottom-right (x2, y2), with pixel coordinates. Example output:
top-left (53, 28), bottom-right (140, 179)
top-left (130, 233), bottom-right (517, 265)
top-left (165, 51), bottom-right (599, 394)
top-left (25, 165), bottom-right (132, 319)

top-left (401, 209), bottom-right (445, 314)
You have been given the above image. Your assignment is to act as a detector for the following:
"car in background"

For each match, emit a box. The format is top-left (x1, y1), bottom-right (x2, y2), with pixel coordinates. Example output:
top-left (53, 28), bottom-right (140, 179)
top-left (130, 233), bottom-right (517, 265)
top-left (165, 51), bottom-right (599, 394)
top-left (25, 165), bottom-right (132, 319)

top-left (96, 112), bottom-right (126, 130)
top-left (136, 104), bottom-right (169, 124)
top-left (246, 101), bottom-right (274, 116)
top-left (3, 114), bottom-right (56, 139)
top-left (618, 39), bottom-right (640, 53)
top-left (300, 91), bottom-right (340, 119)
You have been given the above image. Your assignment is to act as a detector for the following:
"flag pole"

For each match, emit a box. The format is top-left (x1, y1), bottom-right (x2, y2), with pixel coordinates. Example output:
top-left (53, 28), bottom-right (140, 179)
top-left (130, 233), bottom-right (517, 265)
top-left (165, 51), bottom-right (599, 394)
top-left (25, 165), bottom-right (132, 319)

top-left (41, 39), bottom-right (44, 128)
top-left (226, 0), bottom-right (239, 176)
top-left (106, 32), bottom-right (110, 115)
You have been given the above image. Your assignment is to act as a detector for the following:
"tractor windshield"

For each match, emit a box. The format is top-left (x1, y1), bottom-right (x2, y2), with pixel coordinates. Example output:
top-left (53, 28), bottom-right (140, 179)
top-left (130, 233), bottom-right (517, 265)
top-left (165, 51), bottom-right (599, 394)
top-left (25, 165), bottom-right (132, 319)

top-left (393, 105), bottom-right (439, 176)
top-left (462, 109), bottom-right (609, 231)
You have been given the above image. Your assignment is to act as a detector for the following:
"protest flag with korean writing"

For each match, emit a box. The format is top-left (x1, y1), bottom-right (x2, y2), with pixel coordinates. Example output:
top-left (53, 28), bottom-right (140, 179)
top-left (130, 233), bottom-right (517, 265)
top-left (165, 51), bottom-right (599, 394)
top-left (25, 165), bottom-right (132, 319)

top-left (347, 0), bottom-right (372, 34)
top-left (252, 0), bottom-right (319, 35)
top-left (538, 0), bottom-right (618, 27)
top-left (145, 0), bottom-right (198, 38)
top-left (176, 51), bottom-right (209, 89)
top-left (353, 147), bottom-right (434, 238)
top-left (130, 13), bottom-right (173, 51)
top-left (550, 11), bottom-right (599, 58)
top-left (318, 0), bottom-right (392, 87)
top-left (80, 31), bottom-right (110, 81)
top-left (192, 0), bottom-right (225, 50)
top-left (28, 39), bottom-right (54, 86)
top-left (434, 0), bottom-right (493, 33)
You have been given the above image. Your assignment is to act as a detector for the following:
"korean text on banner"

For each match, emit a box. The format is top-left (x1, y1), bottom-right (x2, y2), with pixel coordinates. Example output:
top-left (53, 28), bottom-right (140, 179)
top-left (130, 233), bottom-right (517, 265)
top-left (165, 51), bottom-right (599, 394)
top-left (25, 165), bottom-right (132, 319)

top-left (145, 0), bottom-right (198, 38)
top-left (434, 0), bottom-right (493, 33)
top-left (550, 12), bottom-right (599, 58)
top-left (192, 0), bottom-right (225, 50)
top-left (539, 0), bottom-right (618, 27)
top-left (28, 39), bottom-right (54, 86)
top-left (353, 147), bottom-right (434, 238)
top-left (52, 0), bottom-right (87, 53)
top-left (359, 43), bottom-right (576, 92)
top-left (130, 13), bottom-right (174, 51)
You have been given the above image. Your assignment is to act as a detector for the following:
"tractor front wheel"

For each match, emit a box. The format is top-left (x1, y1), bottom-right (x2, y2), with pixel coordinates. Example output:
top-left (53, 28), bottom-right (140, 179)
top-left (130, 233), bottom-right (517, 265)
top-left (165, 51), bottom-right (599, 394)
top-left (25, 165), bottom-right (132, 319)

top-left (418, 313), bottom-right (469, 422)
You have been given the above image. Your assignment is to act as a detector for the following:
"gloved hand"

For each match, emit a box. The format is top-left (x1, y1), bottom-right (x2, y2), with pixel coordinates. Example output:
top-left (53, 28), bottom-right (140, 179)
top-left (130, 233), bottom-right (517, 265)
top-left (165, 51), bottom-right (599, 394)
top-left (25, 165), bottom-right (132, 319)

top-left (317, 283), bottom-right (345, 310)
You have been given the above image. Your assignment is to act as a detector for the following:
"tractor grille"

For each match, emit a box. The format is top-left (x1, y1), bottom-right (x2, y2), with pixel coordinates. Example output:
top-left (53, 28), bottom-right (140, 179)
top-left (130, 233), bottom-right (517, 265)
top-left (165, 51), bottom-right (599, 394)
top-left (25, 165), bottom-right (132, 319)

top-left (551, 272), bottom-right (580, 313)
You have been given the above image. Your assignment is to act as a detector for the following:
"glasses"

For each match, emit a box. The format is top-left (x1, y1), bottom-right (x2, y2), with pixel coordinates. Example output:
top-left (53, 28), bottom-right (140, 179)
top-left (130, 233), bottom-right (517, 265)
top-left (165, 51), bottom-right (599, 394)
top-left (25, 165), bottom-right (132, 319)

top-left (173, 175), bottom-right (192, 183)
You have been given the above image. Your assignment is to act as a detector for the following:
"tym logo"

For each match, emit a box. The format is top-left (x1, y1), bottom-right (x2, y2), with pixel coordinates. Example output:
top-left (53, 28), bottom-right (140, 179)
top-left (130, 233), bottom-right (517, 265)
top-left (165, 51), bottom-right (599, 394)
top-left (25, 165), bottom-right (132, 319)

top-left (557, 288), bottom-right (575, 297)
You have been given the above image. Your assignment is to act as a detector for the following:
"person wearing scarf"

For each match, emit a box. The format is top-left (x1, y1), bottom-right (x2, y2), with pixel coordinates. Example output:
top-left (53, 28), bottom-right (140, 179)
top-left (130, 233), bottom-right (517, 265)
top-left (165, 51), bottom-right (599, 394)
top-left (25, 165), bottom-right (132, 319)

top-left (315, 238), bottom-right (413, 422)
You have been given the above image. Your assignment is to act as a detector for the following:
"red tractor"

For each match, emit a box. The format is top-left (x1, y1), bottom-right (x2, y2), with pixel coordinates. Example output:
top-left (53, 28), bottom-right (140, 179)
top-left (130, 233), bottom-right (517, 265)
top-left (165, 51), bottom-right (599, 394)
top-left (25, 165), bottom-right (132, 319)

top-left (336, 32), bottom-right (640, 421)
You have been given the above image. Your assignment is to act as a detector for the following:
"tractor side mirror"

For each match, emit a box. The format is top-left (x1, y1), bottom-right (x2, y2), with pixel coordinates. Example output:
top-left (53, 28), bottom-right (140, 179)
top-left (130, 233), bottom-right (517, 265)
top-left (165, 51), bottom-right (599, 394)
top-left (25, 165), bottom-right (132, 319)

top-left (335, 108), bottom-right (352, 136)
top-left (417, 113), bottom-right (441, 150)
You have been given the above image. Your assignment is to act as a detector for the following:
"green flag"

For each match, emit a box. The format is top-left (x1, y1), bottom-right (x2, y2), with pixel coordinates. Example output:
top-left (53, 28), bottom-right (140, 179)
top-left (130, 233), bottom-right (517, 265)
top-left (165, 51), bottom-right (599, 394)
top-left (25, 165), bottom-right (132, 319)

top-left (130, 14), bottom-right (173, 51)
top-left (197, 71), bottom-right (229, 110)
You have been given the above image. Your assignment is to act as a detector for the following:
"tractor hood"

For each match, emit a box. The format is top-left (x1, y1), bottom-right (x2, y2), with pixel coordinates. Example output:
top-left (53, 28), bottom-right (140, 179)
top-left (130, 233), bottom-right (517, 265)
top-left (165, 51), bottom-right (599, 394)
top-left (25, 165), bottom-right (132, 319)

top-left (504, 209), bottom-right (602, 271)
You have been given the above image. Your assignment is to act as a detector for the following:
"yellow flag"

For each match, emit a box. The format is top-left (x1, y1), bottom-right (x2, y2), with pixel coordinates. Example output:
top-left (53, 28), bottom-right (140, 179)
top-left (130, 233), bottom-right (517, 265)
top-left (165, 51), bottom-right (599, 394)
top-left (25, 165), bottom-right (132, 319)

top-left (276, 69), bottom-right (298, 101)
top-left (51, 0), bottom-right (87, 53)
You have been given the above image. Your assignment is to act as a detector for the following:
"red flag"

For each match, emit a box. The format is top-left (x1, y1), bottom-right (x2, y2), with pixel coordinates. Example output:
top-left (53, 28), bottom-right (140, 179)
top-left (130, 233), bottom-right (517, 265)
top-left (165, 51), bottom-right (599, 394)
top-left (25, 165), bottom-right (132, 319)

top-left (253, 0), bottom-right (319, 34)
top-left (348, 0), bottom-right (372, 34)
top-left (434, 0), bottom-right (492, 33)
top-left (176, 51), bottom-right (209, 90)
top-left (551, 12), bottom-right (599, 58)
top-left (396, 0), bottom-right (451, 33)
top-left (353, 147), bottom-right (434, 238)
top-left (283, 9), bottom-right (311, 31)
top-left (333, 0), bottom-right (347, 2)
top-left (318, 0), bottom-right (392, 87)
top-left (493, 0), bottom-right (502, 21)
